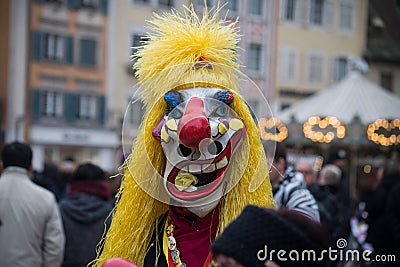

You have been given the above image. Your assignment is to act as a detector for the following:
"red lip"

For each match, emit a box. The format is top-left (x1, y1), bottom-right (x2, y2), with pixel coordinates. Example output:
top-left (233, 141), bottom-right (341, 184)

top-left (166, 128), bottom-right (246, 201)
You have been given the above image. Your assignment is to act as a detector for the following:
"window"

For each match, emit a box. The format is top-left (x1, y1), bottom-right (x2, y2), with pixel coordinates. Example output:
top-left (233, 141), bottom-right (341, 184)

top-left (45, 0), bottom-right (64, 3)
top-left (33, 32), bottom-right (73, 63)
top-left (223, 0), bottom-right (238, 13)
top-left (134, 0), bottom-right (151, 4)
top-left (279, 48), bottom-right (297, 82)
top-left (158, 0), bottom-right (174, 7)
top-left (310, 0), bottom-right (324, 25)
top-left (247, 43), bottom-right (262, 72)
top-left (78, 95), bottom-right (97, 120)
top-left (197, 0), bottom-right (213, 9)
top-left (131, 33), bottom-right (148, 58)
top-left (380, 72), bottom-right (393, 92)
top-left (81, 0), bottom-right (98, 8)
top-left (79, 38), bottom-right (97, 66)
top-left (44, 33), bottom-right (64, 61)
top-left (339, 0), bottom-right (354, 30)
top-left (248, 0), bottom-right (264, 16)
top-left (283, 0), bottom-right (296, 21)
top-left (130, 99), bottom-right (145, 125)
top-left (132, 34), bottom-right (142, 52)
top-left (333, 56), bottom-right (348, 82)
top-left (308, 54), bottom-right (323, 83)
top-left (42, 91), bottom-right (63, 118)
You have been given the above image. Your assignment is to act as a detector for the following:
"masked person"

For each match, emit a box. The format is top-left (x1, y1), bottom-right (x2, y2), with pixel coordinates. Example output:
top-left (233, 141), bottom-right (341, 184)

top-left (93, 4), bottom-right (276, 267)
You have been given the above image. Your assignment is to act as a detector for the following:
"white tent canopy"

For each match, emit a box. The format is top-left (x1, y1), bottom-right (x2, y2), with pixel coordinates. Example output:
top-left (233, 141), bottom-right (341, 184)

top-left (278, 72), bottom-right (400, 124)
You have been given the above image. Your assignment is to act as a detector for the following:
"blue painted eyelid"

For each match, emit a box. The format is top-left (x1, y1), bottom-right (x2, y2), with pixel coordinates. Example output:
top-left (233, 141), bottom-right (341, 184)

top-left (164, 91), bottom-right (182, 107)
top-left (216, 90), bottom-right (234, 105)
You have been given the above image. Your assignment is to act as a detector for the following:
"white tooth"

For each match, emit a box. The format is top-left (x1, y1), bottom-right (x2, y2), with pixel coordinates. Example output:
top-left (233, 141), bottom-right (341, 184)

top-left (183, 185), bottom-right (197, 192)
top-left (202, 163), bottom-right (216, 173)
top-left (215, 156), bottom-right (228, 170)
top-left (188, 164), bottom-right (202, 173)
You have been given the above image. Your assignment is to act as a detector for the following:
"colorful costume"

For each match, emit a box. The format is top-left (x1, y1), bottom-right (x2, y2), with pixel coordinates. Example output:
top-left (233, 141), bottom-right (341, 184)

top-left (93, 4), bottom-right (275, 267)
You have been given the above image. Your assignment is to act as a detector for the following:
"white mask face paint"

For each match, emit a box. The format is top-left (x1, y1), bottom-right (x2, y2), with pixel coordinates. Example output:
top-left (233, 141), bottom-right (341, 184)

top-left (152, 87), bottom-right (246, 209)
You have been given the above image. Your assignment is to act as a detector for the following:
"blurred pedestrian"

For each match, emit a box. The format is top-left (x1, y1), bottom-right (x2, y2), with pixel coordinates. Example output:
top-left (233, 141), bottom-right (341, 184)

top-left (365, 158), bottom-right (400, 266)
top-left (55, 157), bottom-right (77, 202)
top-left (59, 162), bottom-right (113, 267)
top-left (295, 160), bottom-right (318, 186)
top-left (0, 141), bottom-right (65, 267)
top-left (211, 205), bottom-right (330, 267)
top-left (269, 143), bottom-right (320, 221)
top-left (312, 165), bottom-right (340, 240)
top-left (33, 162), bottom-right (59, 191)
top-left (296, 160), bottom-right (339, 234)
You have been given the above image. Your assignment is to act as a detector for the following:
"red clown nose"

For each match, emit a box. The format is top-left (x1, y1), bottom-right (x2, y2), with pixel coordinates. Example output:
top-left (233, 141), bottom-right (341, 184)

top-left (178, 97), bottom-right (211, 148)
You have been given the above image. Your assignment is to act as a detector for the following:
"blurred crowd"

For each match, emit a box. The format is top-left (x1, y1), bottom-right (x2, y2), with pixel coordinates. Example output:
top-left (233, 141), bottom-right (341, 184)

top-left (269, 143), bottom-right (400, 267)
top-left (0, 141), bottom-right (399, 267)
top-left (0, 141), bottom-right (122, 267)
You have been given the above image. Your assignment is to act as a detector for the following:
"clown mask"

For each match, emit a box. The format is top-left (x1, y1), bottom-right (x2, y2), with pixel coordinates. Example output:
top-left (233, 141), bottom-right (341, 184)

top-left (152, 87), bottom-right (246, 217)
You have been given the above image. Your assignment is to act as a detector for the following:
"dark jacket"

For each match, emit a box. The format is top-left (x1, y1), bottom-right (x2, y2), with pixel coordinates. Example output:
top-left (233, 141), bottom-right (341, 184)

top-left (59, 193), bottom-right (113, 267)
top-left (308, 183), bottom-right (339, 237)
top-left (144, 213), bottom-right (168, 267)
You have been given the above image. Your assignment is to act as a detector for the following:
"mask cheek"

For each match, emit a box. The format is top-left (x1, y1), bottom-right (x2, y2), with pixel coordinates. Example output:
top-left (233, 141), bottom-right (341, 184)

top-left (152, 118), bottom-right (166, 142)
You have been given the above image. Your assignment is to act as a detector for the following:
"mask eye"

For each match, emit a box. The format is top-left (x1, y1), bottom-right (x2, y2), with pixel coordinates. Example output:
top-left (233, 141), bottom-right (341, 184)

top-left (215, 105), bottom-right (227, 117)
top-left (171, 108), bottom-right (183, 119)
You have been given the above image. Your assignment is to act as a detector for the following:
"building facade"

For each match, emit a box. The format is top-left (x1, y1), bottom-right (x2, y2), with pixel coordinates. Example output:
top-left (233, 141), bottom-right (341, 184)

top-left (107, 0), bottom-right (278, 157)
top-left (275, 0), bottom-right (368, 112)
top-left (28, 0), bottom-right (118, 172)
top-left (364, 0), bottom-right (400, 96)
top-left (106, 0), bottom-right (187, 157)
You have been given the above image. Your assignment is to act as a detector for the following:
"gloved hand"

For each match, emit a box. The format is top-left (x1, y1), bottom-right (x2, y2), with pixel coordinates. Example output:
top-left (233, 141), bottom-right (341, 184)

top-left (101, 258), bottom-right (139, 267)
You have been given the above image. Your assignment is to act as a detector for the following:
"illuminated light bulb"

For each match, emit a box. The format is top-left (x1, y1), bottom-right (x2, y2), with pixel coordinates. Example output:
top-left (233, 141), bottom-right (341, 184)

top-left (363, 165), bottom-right (372, 174)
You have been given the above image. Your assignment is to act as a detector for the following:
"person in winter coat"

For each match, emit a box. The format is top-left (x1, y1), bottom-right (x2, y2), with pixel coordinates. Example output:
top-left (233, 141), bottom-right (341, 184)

top-left (0, 142), bottom-right (65, 267)
top-left (59, 162), bottom-right (113, 267)
top-left (270, 144), bottom-right (320, 222)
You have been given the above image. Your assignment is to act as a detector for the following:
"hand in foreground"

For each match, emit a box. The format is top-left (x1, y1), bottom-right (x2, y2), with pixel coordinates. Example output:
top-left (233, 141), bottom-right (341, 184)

top-left (101, 258), bottom-right (139, 267)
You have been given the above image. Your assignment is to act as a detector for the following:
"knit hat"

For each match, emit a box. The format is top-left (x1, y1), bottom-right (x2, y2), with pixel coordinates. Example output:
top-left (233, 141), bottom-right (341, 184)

top-left (211, 205), bottom-right (330, 267)
top-left (73, 162), bottom-right (105, 181)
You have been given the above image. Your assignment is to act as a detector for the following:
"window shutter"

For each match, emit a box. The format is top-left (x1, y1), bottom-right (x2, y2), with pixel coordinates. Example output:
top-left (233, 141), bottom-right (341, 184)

top-left (64, 36), bottom-right (74, 64)
top-left (80, 39), bottom-right (97, 66)
top-left (323, 0), bottom-right (334, 29)
top-left (97, 95), bottom-right (106, 125)
top-left (68, 0), bottom-right (81, 9)
top-left (64, 93), bottom-right (78, 122)
top-left (32, 31), bottom-right (44, 60)
top-left (298, 0), bottom-right (310, 25)
top-left (280, 0), bottom-right (286, 21)
top-left (100, 0), bottom-right (108, 14)
top-left (32, 89), bottom-right (42, 121)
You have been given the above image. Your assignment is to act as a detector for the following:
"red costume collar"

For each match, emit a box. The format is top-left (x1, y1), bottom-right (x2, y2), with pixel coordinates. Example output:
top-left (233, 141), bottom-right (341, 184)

top-left (168, 206), bottom-right (219, 267)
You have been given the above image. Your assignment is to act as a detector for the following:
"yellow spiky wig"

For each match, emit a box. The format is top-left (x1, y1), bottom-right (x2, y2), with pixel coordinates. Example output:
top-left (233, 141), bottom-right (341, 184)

top-left (92, 4), bottom-right (275, 267)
